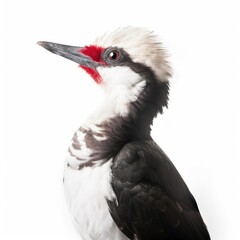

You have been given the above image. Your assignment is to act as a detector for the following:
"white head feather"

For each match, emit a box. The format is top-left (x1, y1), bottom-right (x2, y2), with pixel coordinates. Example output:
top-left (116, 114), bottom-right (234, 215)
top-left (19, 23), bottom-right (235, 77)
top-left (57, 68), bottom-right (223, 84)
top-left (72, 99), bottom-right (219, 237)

top-left (94, 27), bottom-right (171, 81)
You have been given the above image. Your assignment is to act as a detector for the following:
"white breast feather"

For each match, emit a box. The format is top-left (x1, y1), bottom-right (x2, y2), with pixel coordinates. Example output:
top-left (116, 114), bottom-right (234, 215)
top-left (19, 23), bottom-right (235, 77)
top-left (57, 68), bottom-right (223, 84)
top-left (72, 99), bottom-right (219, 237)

top-left (64, 160), bottom-right (129, 240)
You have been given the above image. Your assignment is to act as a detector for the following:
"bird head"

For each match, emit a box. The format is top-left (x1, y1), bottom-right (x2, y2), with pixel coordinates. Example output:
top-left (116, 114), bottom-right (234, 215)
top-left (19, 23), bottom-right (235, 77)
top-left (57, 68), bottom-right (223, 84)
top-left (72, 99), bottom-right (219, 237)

top-left (38, 27), bottom-right (171, 118)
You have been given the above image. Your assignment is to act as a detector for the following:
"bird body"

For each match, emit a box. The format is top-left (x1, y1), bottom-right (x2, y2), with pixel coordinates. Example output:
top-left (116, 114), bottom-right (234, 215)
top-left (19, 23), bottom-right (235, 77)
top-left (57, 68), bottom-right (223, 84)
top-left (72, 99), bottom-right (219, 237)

top-left (38, 27), bottom-right (211, 240)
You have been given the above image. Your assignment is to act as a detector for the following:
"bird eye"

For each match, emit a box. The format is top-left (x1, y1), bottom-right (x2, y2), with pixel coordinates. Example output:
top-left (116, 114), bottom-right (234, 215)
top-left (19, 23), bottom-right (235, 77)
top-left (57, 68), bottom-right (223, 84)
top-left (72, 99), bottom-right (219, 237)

top-left (107, 50), bottom-right (120, 61)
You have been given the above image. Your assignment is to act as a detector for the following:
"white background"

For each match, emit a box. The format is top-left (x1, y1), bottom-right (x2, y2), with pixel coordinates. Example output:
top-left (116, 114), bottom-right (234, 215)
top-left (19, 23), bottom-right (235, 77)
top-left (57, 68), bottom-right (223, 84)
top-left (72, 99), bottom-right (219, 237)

top-left (1, 0), bottom-right (240, 239)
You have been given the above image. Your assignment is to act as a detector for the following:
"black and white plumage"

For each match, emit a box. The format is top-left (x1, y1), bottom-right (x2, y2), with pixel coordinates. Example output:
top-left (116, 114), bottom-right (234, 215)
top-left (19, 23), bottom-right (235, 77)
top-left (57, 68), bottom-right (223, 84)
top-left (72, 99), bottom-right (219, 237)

top-left (38, 27), bottom-right (211, 240)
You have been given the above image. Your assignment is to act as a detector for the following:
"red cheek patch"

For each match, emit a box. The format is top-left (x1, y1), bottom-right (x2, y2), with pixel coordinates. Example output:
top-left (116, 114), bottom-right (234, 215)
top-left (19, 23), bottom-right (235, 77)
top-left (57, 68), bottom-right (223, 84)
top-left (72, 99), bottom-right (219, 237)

top-left (79, 45), bottom-right (106, 84)
top-left (80, 66), bottom-right (102, 84)
top-left (80, 45), bottom-right (105, 63)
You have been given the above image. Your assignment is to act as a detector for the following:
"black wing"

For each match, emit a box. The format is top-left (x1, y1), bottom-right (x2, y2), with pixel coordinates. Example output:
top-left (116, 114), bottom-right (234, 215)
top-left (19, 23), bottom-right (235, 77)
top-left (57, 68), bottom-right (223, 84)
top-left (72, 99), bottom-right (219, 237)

top-left (108, 140), bottom-right (211, 240)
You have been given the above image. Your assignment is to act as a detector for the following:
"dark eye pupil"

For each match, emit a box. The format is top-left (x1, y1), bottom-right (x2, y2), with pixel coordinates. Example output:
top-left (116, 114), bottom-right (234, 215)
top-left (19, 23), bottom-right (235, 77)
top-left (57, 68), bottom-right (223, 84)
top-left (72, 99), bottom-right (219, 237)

top-left (108, 51), bottom-right (119, 60)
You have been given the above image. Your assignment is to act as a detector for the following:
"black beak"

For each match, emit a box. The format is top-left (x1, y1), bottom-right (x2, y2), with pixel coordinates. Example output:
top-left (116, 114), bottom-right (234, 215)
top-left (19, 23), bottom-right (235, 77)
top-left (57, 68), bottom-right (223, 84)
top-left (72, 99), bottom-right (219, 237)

top-left (37, 41), bottom-right (99, 68)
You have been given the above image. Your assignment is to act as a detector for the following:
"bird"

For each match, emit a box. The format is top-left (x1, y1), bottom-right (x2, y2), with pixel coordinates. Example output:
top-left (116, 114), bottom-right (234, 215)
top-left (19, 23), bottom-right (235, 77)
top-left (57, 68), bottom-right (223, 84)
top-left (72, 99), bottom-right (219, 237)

top-left (38, 27), bottom-right (211, 240)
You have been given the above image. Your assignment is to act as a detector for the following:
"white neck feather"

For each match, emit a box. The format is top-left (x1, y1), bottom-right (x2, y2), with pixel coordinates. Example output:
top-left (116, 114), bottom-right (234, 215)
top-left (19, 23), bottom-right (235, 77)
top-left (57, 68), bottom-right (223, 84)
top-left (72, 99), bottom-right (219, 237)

top-left (84, 66), bottom-right (146, 126)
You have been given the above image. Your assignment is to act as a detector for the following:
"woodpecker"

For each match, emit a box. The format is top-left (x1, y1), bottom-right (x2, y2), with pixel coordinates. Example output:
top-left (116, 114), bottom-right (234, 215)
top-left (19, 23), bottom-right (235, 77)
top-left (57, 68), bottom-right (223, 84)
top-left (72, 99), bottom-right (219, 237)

top-left (38, 27), bottom-right (211, 240)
